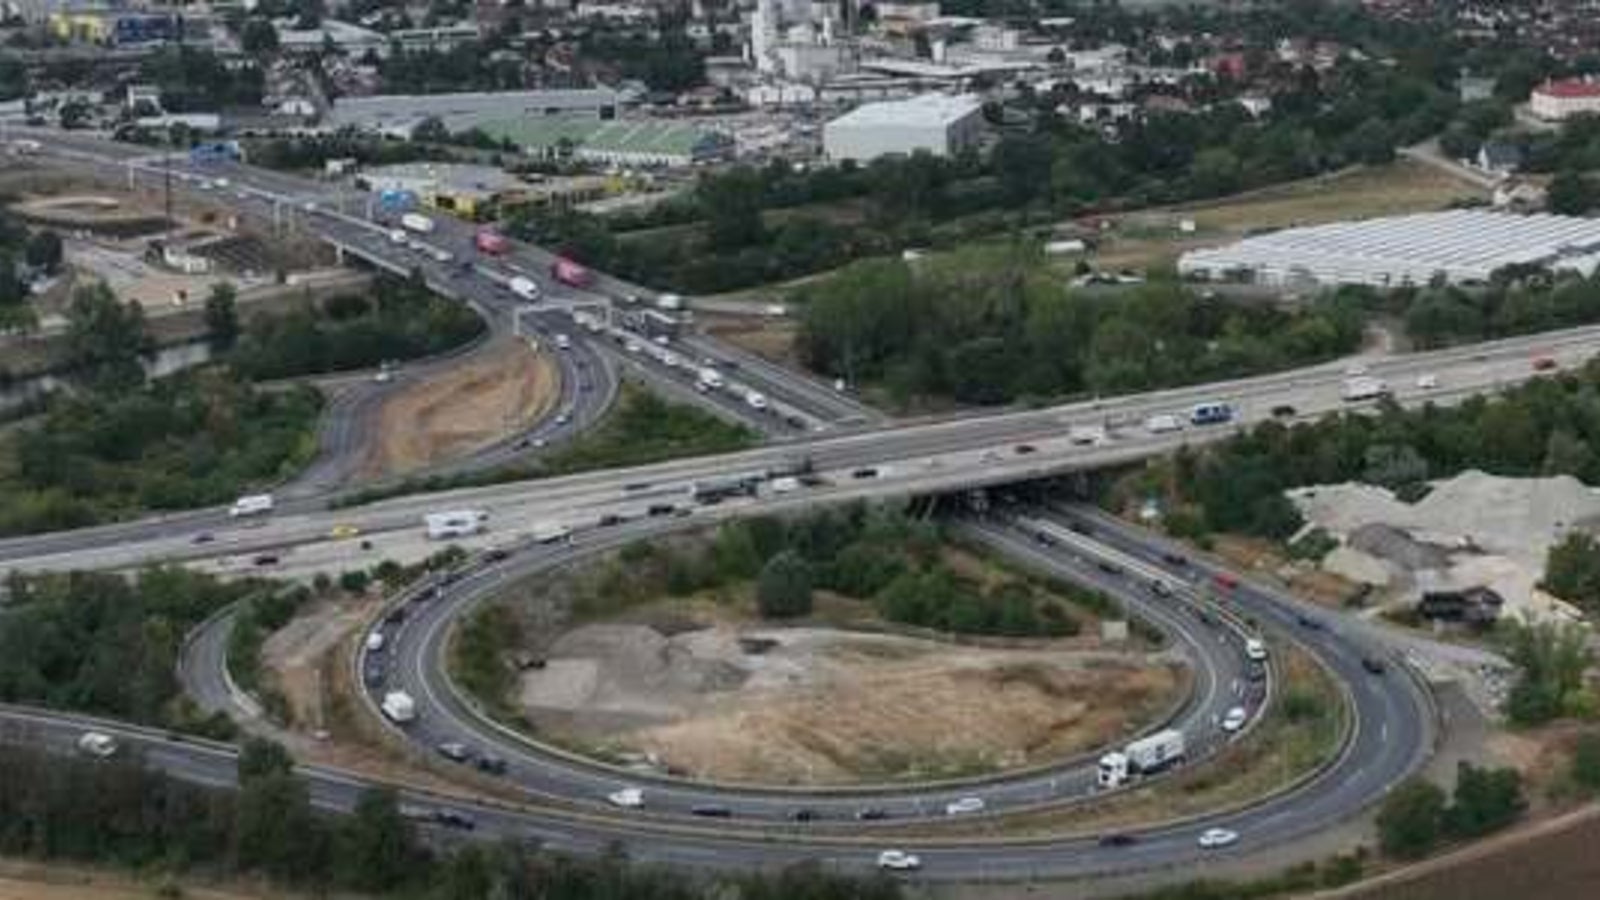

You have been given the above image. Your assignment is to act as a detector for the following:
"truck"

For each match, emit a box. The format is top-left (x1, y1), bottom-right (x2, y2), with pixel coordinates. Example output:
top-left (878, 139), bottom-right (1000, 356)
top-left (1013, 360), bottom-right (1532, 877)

top-left (377, 188), bottom-right (418, 213)
top-left (551, 256), bottom-right (591, 288)
top-left (1341, 376), bottom-right (1390, 402)
top-left (531, 521), bottom-right (571, 544)
top-left (1097, 728), bottom-right (1186, 788)
top-left (508, 276), bottom-right (540, 302)
top-left (9, 139), bottom-right (41, 155)
top-left (381, 691), bottom-right (417, 724)
top-left (656, 293), bottom-right (684, 311)
top-left (696, 367), bottom-right (724, 392)
top-left (229, 493), bottom-right (274, 518)
top-left (474, 227), bottom-right (509, 255)
top-left (690, 473), bottom-right (762, 504)
top-left (424, 509), bottom-right (489, 540)
top-left (400, 212), bottom-right (435, 234)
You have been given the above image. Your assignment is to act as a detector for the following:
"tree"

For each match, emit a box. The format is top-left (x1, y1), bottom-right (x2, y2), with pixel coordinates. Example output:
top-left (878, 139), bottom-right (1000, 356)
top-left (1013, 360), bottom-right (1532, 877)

top-left (1543, 532), bottom-right (1600, 614)
top-left (23, 229), bottom-right (62, 274)
top-left (336, 787), bottom-right (418, 892)
top-left (1572, 732), bottom-right (1600, 794)
top-left (1443, 762), bottom-right (1525, 839)
top-left (1503, 618), bottom-right (1593, 725)
top-left (1542, 429), bottom-right (1592, 479)
top-left (697, 166), bottom-right (767, 251)
top-left (238, 737), bottom-right (294, 783)
top-left (1548, 170), bottom-right (1597, 215)
top-left (757, 550), bottom-right (813, 618)
top-left (1376, 779), bottom-right (1446, 859)
top-left (205, 282), bottom-right (240, 352)
top-left (63, 283), bottom-right (152, 393)
top-left (240, 18), bottom-right (280, 56)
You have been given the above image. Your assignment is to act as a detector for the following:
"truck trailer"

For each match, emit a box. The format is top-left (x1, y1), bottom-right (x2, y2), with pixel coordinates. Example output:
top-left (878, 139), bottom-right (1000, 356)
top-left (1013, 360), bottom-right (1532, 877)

top-left (551, 256), bottom-right (592, 288)
top-left (381, 691), bottom-right (417, 724)
top-left (1097, 728), bottom-right (1186, 788)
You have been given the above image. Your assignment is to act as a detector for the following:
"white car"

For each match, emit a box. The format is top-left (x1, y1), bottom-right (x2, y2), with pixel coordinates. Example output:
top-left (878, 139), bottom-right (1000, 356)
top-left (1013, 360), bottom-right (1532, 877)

top-left (1221, 705), bottom-right (1248, 733)
top-left (625, 340), bottom-right (642, 354)
top-left (770, 476), bottom-right (801, 494)
top-left (1245, 639), bottom-right (1268, 662)
top-left (388, 229), bottom-right (407, 245)
top-left (607, 788), bottom-right (644, 809)
top-left (1416, 373), bottom-right (1439, 390)
top-left (77, 731), bottom-right (118, 759)
top-left (555, 334), bottom-right (572, 350)
top-left (944, 796), bottom-right (985, 816)
top-left (1198, 827), bottom-right (1239, 849)
top-left (1145, 413), bottom-right (1183, 434)
top-left (877, 850), bottom-right (922, 871)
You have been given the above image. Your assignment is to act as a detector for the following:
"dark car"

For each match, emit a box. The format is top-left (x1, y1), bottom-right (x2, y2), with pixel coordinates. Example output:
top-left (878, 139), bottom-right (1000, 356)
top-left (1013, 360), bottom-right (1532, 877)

top-left (383, 607), bottom-right (407, 626)
top-left (647, 504), bottom-right (676, 517)
top-left (362, 663), bottom-right (384, 688)
top-left (252, 553), bottom-right (279, 567)
top-left (1161, 551), bottom-right (1189, 567)
top-left (1068, 521), bottom-right (1094, 535)
top-left (1033, 530), bottom-right (1058, 546)
top-left (598, 513), bottom-right (624, 527)
top-left (1149, 579), bottom-right (1173, 597)
top-left (1296, 613), bottom-right (1324, 630)
top-left (855, 807), bottom-right (890, 821)
top-left (192, 532), bottom-right (215, 545)
top-left (1014, 443), bottom-right (1038, 454)
top-left (1246, 663), bottom-right (1267, 683)
top-left (475, 755), bottom-right (508, 775)
top-left (432, 810), bottom-right (476, 830)
top-left (1096, 560), bottom-right (1124, 576)
top-left (483, 548), bottom-right (510, 563)
top-left (1361, 656), bottom-right (1388, 676)
top-left (789, 808), bottom-right (818, 822)
top-left (1098, 833), bottom-right (1139, 848)
top-left (1270, 404), bottom-right (1298, 418)
top-left (851, 466), bottom-right (880, 480)
top-left (691, 805), bottom-right (732, 818)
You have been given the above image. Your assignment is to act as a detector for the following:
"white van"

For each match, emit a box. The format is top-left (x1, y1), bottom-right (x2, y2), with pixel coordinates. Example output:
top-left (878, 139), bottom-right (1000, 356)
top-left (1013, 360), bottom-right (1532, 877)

top-left (424, 510), bottom-right (489, 540)
top-left (229, 494), bottom-right (274, 518)
top-left (509, 276), bottom-right (540, 302)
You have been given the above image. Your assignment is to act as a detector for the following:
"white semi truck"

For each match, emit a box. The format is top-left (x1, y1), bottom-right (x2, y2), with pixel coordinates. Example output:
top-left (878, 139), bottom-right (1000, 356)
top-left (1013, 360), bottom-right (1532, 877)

top-left (1097, 728), bottom-right (1186, 788)
top-left (1341, 376), bottom-right (1390, 402)
top-left (229, 493), bottom-right (274, 518)
top-left (381, 691), bottom-right (417, 724)
top-left (424, 509), bottom-right (489, 540)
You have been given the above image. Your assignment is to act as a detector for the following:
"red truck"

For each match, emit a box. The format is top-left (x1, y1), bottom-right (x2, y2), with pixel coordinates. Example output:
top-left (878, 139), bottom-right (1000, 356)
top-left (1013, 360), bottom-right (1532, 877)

top-left (551, 256), bottom-right (592, 288)
top-left (474, 227), bottom-right (509, 255)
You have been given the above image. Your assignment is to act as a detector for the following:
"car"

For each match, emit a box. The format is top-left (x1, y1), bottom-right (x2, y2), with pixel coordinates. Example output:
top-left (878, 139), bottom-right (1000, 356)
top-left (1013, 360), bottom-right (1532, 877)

top-left (789, 808), bottom-right (818, 822)
top-left (1161, 551), bottom-right (1189, 567)
top-left (192, 532), bottom-right (215, 545)
top-left (624, 340), bottom-right (642, 353)
top-left (691, 805), bottom-right (732, 818)
top-left (1361, 656), bottom-right (1388, 676)
top-left (1245, 662), bottom-right (1266, 683)
top-left (1296, 613), bottom-right (1324, 630)
top-left (851, 467), bottom-right (880, 480)
top-left (77, 731), bottom-right (118, 758)
top-left (1098, 833), bottom-right (1138, 848)
top-left (383, 608), bottom-right (407, 626)
top-left (598, 513), bottom-right (625, 527)
top-left (855, 807), bottom-right (890, 821)
top-left (1014, 443), bottom-right (1038, 454)
top-left (475, 755), bottom-right (508, 775)
top-left (252, 553), bottom-right (279, 567)
top-left (1344, 362), bottom-right (1368, 376)
top-left (607, 788), bottom-right (645, 808)
top-left (944, 796), bottom-right (985, 816)
top-left (1270, 404), bottom-right (1297, 418)
top-left (1068, 521), bottom-right (1094, 535)
top-left (1096, 560), bottom-right (1124, 576)
top-left (330, 524), bottom-right (361, 540)
top-left (301, 201), bottom-right (316, 212)
top-left (432, 249), bottom-right (453, 263)
top-left (1221, 706), bottom-right (1248, 733)
top-left (1244, 638), bottom-right (1268, 662)
top-left (877, 850), bottom-right (922, 871)
top-left (483, 548), bottom-right (510, 563)
top-left (436, 742), bottom-right (472, 763)
top-left (555, 412), bottom-right (571, 426)
top-left (1149, 579), bottom-right (1173, 597)
top-left (1417, 373), bottom-right (1439, 390)
top-left (555, 334), bottom-right (571, 350)
top-left (214, 177), bottom-right (230, 188)
top-left (432, 810), bottom-right (476, 830)
top-left (373, 370), bottom-right (393, 383)
top-left (1533, 356), bottom-right (1558, 371)
top-left (1198, 827), bottom-right (1239, 849)
top-left (1213, 572), bottom-right (1240, 591)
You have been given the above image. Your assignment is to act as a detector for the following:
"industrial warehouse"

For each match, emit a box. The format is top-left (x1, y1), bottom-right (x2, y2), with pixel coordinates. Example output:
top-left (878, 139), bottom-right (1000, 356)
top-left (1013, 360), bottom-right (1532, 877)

top-left (1177, 210), bottom-right (1600, 288)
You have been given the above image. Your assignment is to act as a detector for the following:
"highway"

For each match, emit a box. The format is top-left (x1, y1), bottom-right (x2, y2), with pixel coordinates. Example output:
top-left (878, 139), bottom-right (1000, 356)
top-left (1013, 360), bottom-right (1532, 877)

top-left (10, 507), bottom-right (1433, 882)
top-left (2, 319), bottom-right (1596, 575)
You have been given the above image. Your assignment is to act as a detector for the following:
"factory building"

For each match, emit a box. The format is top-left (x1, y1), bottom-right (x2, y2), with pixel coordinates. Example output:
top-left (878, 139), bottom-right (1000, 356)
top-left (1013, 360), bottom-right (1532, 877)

top-left (1177, 210), bottom-right (1600, 289)
top-left (328, 89), bottom-right (622, 138)
top-left (357, 163), bottom-right (533, 220)
top-left (1530, 78), bottom-right (1600, 122)
top-left (822, 93), bottom-right (984, 162)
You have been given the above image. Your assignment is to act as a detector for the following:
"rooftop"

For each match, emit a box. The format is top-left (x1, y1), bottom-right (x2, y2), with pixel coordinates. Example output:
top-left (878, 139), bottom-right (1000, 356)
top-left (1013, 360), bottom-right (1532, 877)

top-left (1535, 78), bottom-right (1600, 99)
top-left (827, 93), bottom-right (984, 129)
top-left (479, 117), bottom-right (728, 158)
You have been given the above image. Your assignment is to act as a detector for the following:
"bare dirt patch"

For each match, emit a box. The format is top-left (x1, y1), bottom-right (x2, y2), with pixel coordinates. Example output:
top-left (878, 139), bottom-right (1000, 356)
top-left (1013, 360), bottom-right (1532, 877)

top-left (0, 859), bottom-right (297, 900)
top-left (519, 616), bottom-right (1181, 786)
top-left (703, 315), bottom-right (802, 369)
top-left (361, 338), bottom-right (559, 477)
top-left (260, 594), bottom-right (368, 731)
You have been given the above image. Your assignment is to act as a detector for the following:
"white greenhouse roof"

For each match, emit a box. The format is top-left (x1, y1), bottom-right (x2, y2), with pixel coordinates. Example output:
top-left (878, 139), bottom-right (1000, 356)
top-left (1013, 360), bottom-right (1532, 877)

top-left (1177, 210), bottom-right (1600, 288)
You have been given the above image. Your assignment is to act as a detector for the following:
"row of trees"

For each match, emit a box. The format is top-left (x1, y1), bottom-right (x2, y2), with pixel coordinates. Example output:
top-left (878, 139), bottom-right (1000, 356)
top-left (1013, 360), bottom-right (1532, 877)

top-left (1377, 763), bottom-right (1526, 860)
top-left (0, 211), bottom-right (63, 333)
top-left (794, 247), bottom-right (1363, 407)
top-left (0, 567), bottom-right (249, 733)
top-left (1395, 271), bottom-right (1600, 350)
top-left (0, 739), bottom-right (900, 899)
top-left (1147, 361), bottom-right (1600, 543)
top-left (227, 273), bottom-right (485, 380)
